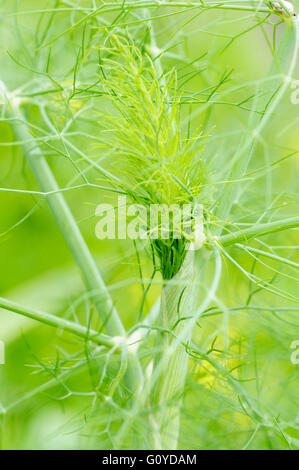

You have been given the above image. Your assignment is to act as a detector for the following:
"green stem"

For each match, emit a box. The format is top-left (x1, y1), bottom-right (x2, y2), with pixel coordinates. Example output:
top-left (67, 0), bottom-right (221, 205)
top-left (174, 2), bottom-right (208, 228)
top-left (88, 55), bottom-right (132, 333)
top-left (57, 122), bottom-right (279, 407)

top-left (6, 103), bottom-right (124, 336)
top-left (217, 215), bottom-right (299, 247)
top-left (0, 296), bottom-right (115, 348)
top-left (4, 97), bottom-right (143, 390)
top-left (154, 213), bottom-right (299, 449)
top-left (155, 251), bottom-right (196, 449)
top-left (216, 21), bottom-right (297, 226)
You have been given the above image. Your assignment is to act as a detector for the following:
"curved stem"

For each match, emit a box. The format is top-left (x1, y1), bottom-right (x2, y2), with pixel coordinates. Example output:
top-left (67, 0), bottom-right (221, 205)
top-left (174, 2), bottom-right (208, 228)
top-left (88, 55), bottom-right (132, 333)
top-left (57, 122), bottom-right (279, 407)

top-left (155, 251), bottom-right (195, 449)
top-left (217, 215), bottom-right (299, 247)
top-left (6, 102), bottom-right (125, 337)
top-left (2, 95), bottom-right (143, 390)
top-left (0, 296), bottom-right (115, 348)
top-left (215, 21), bottom-right (297, 227)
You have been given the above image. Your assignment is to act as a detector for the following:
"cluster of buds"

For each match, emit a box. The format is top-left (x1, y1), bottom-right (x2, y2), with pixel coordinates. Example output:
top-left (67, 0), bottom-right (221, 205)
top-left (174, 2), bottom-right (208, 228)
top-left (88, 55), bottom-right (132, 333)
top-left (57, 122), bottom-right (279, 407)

top-left (269, 1), bottom-right (298, 17)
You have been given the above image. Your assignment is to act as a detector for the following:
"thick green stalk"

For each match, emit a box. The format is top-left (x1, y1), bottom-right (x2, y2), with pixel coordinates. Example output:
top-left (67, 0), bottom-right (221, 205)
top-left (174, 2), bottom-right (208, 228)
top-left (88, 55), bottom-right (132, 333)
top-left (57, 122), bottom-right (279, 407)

top-left (217, 215), bottom-right (299, 247)
top-left (4, 98), bottom-right (143, 390)
top-left (0, 296), bottom-right (115, 348)
top-left (6, 102), bottom-right (124, 336)
top-left (155, 251), bottom-right (196, 449)
top-left (153, 213), bottom-right (299, 449)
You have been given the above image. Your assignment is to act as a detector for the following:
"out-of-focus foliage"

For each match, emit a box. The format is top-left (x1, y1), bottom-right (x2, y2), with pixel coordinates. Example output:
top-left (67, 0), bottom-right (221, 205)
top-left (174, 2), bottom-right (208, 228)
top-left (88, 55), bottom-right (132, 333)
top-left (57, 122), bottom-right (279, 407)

top-left (0, 0), bottom-right (298, 450)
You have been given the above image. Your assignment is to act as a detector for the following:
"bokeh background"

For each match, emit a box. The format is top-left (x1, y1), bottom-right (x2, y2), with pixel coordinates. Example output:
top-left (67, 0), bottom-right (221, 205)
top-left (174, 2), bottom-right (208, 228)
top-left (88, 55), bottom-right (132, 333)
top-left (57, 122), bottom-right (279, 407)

top-left (0, 0), bottom-right (298, 449)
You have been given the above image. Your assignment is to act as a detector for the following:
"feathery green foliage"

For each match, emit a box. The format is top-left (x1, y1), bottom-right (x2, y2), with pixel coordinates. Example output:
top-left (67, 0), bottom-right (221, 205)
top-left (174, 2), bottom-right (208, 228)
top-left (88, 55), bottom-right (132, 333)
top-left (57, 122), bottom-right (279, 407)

top-left (95, 33), bottom-right (207, 278)
top-left (0, 0), bottom-right (298, 451)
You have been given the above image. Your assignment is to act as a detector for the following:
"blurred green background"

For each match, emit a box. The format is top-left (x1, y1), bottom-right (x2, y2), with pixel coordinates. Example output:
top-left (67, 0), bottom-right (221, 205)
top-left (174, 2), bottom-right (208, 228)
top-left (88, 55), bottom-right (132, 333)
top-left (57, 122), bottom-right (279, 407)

top-left (0, 0), bottom-right (298, 449)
